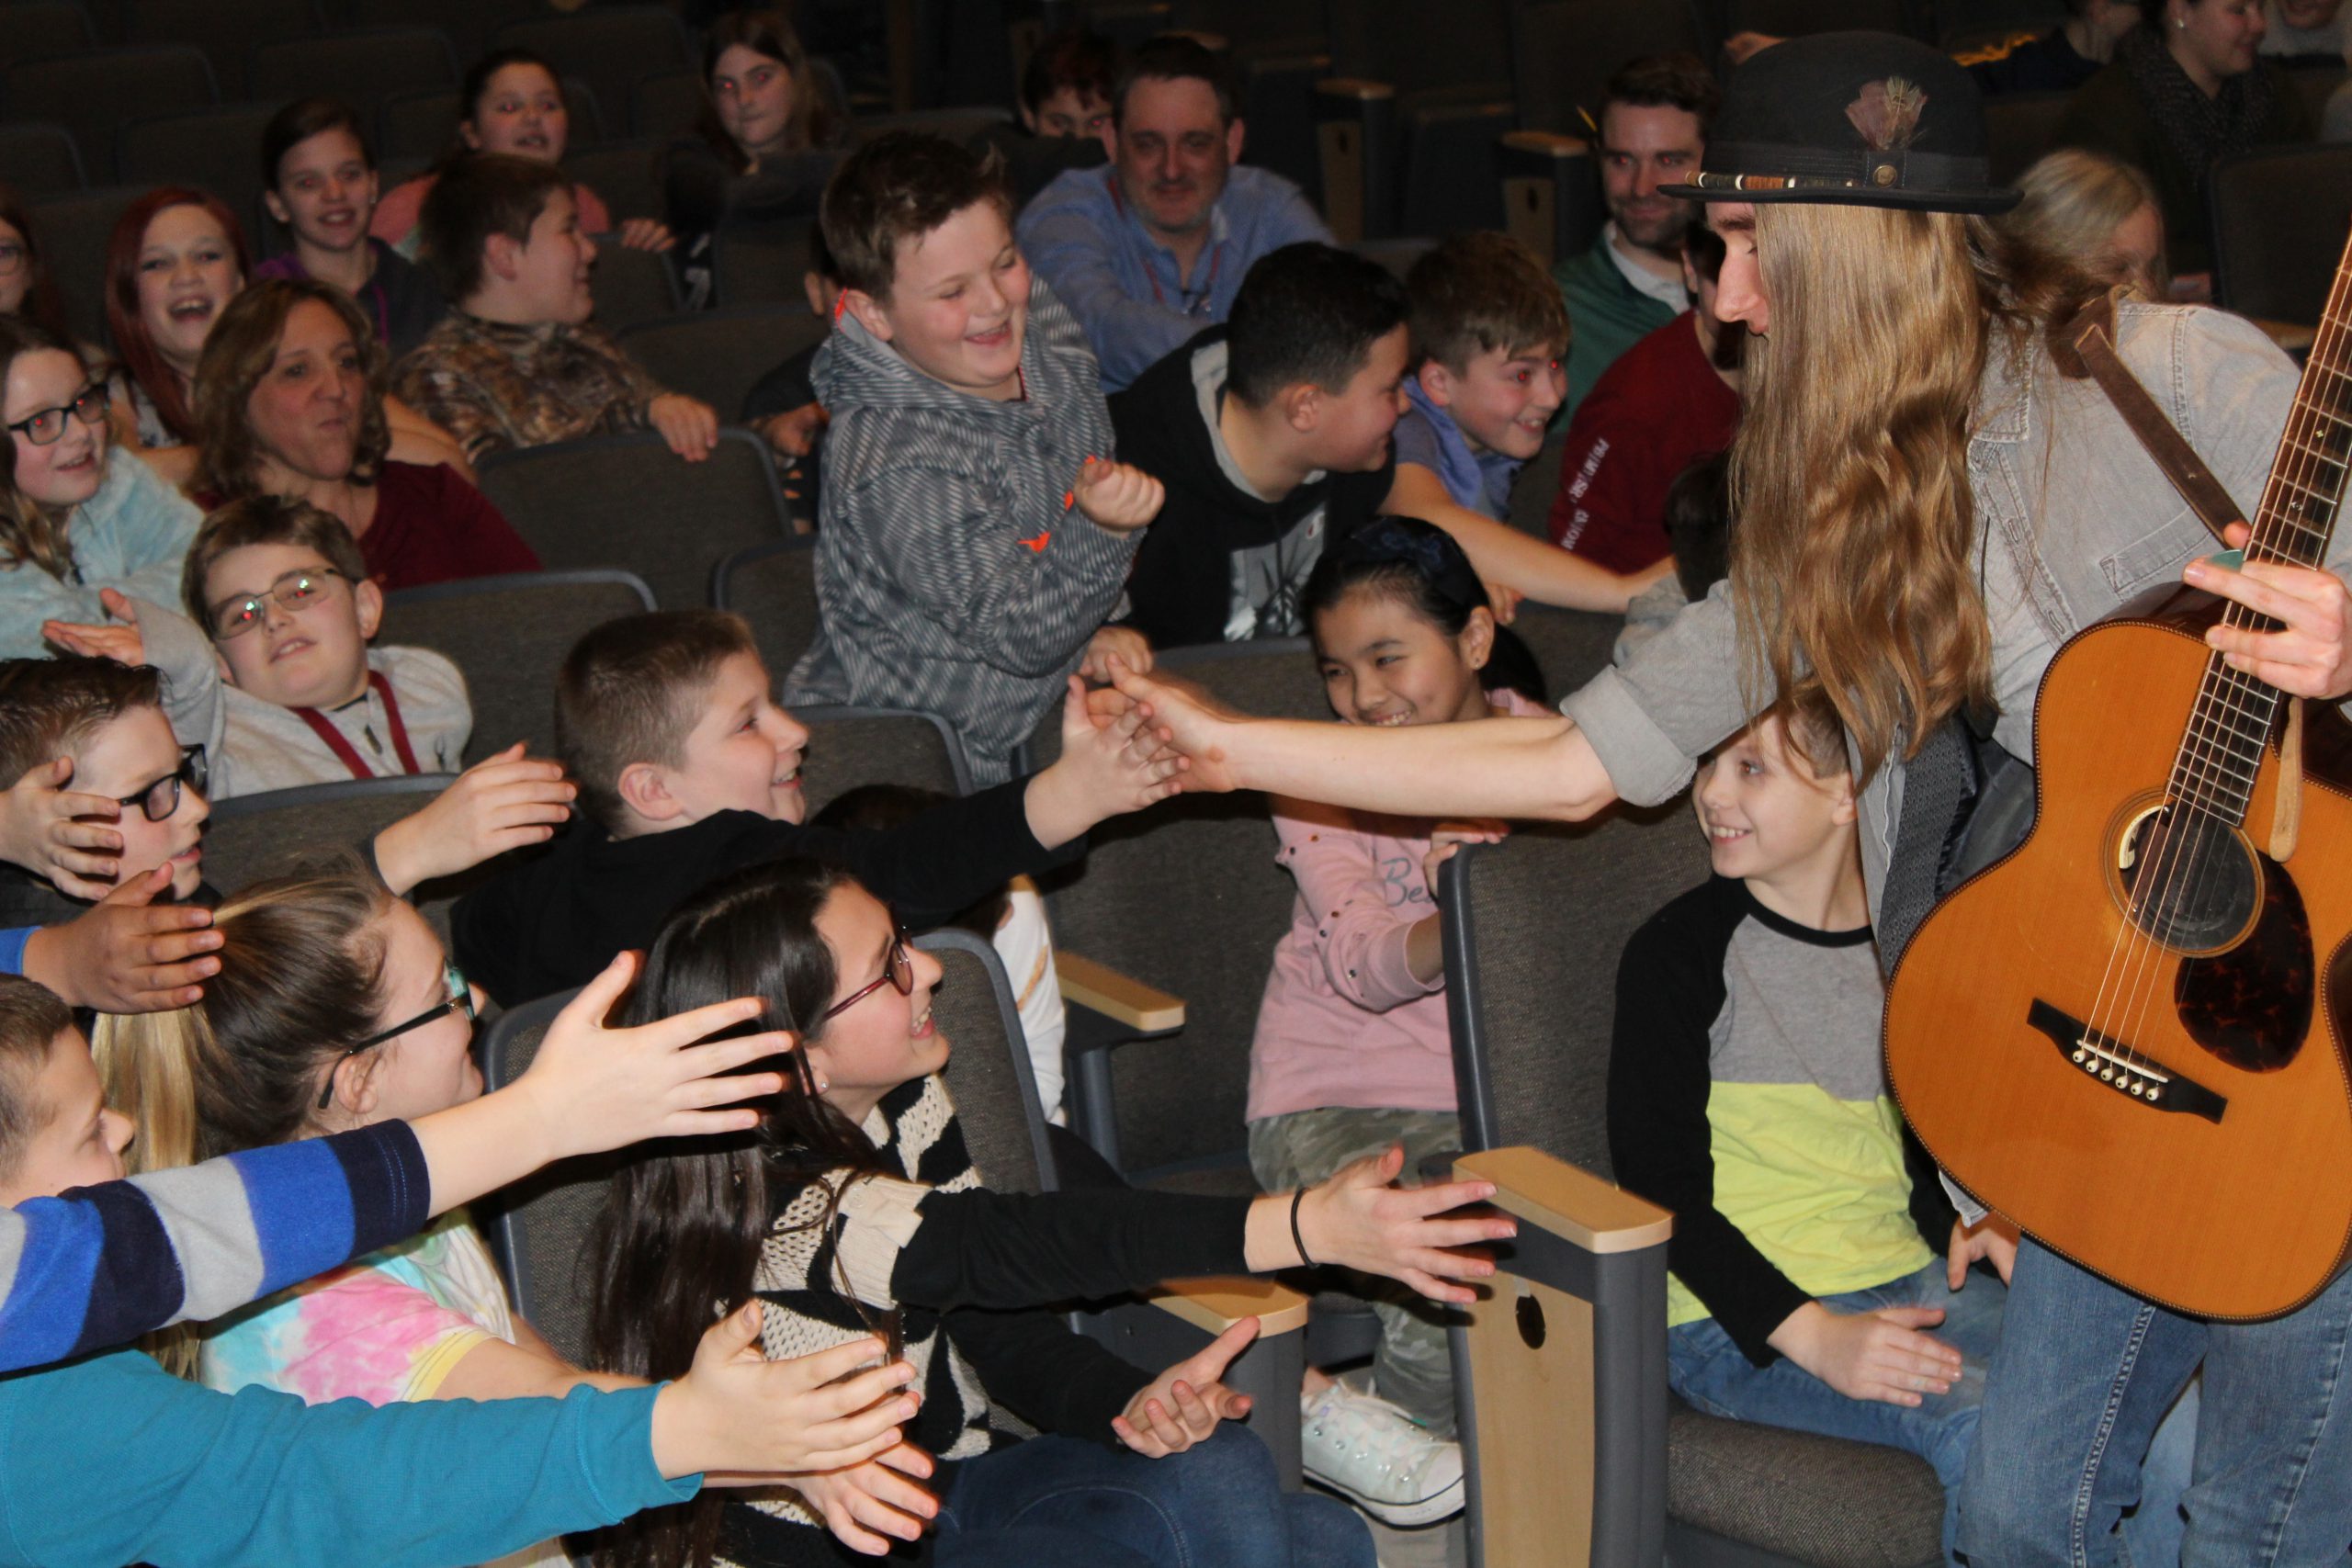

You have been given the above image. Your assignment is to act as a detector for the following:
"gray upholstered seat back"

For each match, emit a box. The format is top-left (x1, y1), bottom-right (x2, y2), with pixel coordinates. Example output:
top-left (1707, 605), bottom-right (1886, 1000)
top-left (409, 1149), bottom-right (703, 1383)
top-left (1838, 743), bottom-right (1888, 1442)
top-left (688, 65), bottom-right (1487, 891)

top-left (710, 540), bottom-right (820, 678)
top-left (922, 931), bottom-right (1054, 1196)
top-left (1444, 807), bottom-right (1708, 1172)
top-left (618, 306), bottom-right (829, 423)
top-left (475, 431), bottom-right (791, 612)
top-left (796, 706), bottom-right (972, 818)
top-left (383, 570), bottom-right (656, 766)
top-left (1029, 639), bottom-right (1330, 1182)
top-left (475, 987), bottom-right (610, 1367)
top-left (206, 774), bottom-right (452, 894)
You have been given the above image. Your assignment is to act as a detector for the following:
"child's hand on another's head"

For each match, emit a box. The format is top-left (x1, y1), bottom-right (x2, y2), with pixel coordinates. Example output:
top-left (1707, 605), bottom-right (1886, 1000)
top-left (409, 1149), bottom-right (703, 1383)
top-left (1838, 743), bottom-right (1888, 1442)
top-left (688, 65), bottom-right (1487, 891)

top-left (0, 756), bottom-right (124, 897)
top-left (369, 743), bottom-right (572, 894)
top-left (1423, 820), bottom-right (1510, 897)
top-left (41, 588), bottom-right (145, 668)
top-left (1080, 624), bottom-right (1152, 684)
top-left (649, 394), bottom-right (721, 463)
top-left (1480, 580), bottom-right (1523, 626)
top-left (650, 1304), bottom-right (919, 1482)
top-left (21, 865), bottom-right (220, 1012)
top-left (514, 948), bottom-right (796, 1160)
top-left (1070, 457), bottom-right (1162, 535)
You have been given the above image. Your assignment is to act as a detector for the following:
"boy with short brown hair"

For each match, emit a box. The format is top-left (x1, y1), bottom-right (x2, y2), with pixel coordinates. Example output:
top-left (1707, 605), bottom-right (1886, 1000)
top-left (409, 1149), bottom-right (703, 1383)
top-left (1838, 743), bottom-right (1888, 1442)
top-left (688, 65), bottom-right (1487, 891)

top-left (784, 131), bottom-right (1160, 788)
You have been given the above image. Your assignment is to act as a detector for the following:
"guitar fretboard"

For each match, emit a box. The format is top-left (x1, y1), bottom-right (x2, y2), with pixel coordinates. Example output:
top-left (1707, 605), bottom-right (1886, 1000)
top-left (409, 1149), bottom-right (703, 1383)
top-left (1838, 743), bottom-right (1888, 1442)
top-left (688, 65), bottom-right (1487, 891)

top-left (2168, 230), bottom-right (2352, 826)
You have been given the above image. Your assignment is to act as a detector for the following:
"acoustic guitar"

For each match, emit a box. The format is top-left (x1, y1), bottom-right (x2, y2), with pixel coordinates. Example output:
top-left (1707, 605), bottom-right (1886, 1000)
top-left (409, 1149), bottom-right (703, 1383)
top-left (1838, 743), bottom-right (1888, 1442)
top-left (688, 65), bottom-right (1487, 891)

top-left (1883, 256), bottom-right (2352, 1322)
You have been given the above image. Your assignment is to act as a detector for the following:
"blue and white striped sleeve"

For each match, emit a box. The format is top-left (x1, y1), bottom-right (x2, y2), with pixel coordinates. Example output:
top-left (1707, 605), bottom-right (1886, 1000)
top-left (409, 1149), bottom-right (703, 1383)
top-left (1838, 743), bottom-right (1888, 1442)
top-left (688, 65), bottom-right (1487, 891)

top-left (0, 1122), bottom-right (431, 1372)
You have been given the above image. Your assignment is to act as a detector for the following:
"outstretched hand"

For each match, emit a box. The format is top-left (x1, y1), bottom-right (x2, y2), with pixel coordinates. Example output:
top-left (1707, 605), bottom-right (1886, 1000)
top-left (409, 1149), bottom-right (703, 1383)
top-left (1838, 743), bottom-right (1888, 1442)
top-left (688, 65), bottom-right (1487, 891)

top-left (788, 1441), bottom-right (938, 1555)
top-left (1113, 1316), bottom-right (1259, 1457)
top-left (1105, 657), bottom-right (1247, 794)
top-left (2189, 523), bottom-right (2352, 700)
top-left (508, 949), bottom-right (796, 1161)
top-left (650, 1305), bottom-right (919, 1481)
top-left (370, 743), bottom-right (574, 894)
top-left (21, 865), bottom-right (220, 1012)
top-left (1293, 1145), bottom-right (1516, 1304)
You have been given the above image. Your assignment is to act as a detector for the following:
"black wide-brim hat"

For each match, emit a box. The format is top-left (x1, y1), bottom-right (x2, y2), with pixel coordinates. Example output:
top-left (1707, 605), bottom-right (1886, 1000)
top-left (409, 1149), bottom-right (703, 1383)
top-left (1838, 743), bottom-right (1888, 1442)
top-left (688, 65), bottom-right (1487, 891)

top-left (1664, 30), bottom-right (2020, 215)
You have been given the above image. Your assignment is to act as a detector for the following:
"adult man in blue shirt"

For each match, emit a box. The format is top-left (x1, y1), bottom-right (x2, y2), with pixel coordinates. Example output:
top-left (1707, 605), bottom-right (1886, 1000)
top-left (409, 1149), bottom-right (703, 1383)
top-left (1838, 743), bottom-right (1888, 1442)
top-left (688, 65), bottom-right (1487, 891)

top-left (1018, 35), bottom-right (1330, 391)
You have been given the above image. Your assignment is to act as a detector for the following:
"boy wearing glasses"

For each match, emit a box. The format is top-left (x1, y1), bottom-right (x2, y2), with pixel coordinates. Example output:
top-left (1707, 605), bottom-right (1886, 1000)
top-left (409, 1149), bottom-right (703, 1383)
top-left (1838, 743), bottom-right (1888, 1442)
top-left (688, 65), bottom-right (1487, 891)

top-left (0, 654), bottom-right (210, 929)
top-left (50, 496), bottom-right (469, 796)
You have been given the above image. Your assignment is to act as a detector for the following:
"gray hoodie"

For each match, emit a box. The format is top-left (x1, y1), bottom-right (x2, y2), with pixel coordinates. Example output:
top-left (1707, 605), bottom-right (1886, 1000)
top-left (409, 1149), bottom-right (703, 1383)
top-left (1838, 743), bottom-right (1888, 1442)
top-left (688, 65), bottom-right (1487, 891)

top-left (785, 277), bottom-right (1136, 784)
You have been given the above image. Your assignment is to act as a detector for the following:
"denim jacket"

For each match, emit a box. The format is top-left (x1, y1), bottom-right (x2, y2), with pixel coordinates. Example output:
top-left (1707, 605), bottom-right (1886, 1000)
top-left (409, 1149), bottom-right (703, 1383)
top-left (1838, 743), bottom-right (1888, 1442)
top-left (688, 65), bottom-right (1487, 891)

top-left (1560, 303), bottom-right (2320, 921)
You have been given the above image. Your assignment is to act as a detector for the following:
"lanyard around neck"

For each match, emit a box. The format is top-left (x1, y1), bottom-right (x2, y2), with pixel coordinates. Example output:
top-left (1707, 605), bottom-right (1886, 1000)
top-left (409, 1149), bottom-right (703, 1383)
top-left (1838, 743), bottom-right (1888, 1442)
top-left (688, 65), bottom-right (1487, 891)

top-left (292, 671), bottom-right (422, 780)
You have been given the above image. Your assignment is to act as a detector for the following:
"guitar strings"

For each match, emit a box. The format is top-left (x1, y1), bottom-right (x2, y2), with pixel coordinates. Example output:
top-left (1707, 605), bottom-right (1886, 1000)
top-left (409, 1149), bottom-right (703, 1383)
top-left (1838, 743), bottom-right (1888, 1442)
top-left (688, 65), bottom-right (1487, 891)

top-left (2077, 278), bottom-right (2348, 1144)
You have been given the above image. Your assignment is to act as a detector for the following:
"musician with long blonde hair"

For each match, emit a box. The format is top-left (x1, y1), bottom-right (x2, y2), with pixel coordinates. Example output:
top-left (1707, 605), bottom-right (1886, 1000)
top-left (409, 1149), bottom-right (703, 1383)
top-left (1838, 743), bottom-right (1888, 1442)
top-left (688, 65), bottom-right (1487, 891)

top-left (1109, 32), bottom-right (2352, 1566)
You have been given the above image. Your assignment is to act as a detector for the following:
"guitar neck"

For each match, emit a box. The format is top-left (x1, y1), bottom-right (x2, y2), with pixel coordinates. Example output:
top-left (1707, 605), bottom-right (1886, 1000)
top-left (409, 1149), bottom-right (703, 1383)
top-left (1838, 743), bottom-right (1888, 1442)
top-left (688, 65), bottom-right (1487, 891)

top-left (2167, 225), bottom-right (2352, 827)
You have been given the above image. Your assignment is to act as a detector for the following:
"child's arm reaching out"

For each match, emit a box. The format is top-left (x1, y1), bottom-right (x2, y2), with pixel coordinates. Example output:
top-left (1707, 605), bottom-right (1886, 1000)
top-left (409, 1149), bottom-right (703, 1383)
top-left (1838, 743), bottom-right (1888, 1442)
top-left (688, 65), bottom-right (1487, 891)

top-left (370, 743), bottom-right (576, 895)
top-left (0, 952), bottom-right (790, 1372)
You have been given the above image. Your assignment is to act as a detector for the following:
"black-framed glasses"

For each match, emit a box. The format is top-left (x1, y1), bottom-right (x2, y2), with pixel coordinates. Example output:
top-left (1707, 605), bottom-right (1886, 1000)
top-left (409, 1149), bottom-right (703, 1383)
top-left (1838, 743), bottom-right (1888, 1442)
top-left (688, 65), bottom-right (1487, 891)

top-left (316, 959), bottom-right (477, 1111)
top-left (208, 567), bottom-right (346, 640)
top-left (819, 931), bottom-right (913, 1023)
top-left (113, 745), bottom-right (207, 824)
top-left (5, 383), bottom-right (107, 446)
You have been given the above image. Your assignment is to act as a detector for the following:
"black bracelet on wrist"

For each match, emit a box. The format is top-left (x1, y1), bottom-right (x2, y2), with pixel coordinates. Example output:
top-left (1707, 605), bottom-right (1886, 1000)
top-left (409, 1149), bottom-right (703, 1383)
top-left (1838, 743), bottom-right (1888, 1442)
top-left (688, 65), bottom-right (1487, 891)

top-left (1290, 1187), bottom-right (1316, 1268)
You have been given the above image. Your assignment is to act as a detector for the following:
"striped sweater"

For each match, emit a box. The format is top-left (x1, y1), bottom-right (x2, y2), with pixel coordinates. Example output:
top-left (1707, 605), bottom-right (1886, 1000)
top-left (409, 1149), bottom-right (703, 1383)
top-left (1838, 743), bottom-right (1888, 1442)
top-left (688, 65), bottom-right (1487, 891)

top-left (0, 1123), bottom-right (430, 1372)
top-left (785, 276), bottom-right (1138, 785)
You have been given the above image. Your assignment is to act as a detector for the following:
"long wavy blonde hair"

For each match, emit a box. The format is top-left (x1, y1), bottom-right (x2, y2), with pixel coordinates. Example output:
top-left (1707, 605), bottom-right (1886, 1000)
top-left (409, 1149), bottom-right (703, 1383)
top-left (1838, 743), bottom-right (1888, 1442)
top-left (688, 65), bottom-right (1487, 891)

top-left (1729, 201), bottom-right (2001, 783)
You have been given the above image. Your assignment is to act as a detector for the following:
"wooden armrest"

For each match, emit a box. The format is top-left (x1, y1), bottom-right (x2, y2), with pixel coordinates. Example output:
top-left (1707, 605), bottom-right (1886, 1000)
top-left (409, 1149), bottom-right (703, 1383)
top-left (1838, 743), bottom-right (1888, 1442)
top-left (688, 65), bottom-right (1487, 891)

top-left (1314, 76), bottom-right (1396, 101)
top-left (1057, 951), bottom-right (1185, 1032)
top-left (1148, 1275), bottom-right (1311, 1337)
top-left (2255, 317), bottom-right (2316, 355)
top-left (1500, 129), bottom-right (1589, 159)
top-left (1455, 1147), bottom-right (1672, 1256)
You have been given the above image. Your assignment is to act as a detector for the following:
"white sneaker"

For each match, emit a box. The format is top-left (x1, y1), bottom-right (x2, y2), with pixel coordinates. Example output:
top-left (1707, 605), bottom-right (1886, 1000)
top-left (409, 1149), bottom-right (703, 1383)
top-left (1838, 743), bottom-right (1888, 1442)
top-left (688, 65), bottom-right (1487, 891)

top-left (1299, 1380), bottom-right (1464, 1527)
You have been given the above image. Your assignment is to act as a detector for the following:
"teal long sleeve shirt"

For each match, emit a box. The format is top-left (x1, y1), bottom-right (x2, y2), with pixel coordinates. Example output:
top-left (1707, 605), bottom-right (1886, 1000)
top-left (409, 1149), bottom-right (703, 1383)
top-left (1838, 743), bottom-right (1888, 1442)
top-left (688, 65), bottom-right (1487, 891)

top-left (0, 1351), bottom-right (697, 1568)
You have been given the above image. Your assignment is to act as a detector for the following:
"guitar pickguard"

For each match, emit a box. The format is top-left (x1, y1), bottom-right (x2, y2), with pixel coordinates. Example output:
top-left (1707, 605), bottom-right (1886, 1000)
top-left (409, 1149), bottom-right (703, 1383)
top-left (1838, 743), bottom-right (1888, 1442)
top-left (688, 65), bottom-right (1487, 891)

top-left (2176, 852), bottom-right (2314, 1073)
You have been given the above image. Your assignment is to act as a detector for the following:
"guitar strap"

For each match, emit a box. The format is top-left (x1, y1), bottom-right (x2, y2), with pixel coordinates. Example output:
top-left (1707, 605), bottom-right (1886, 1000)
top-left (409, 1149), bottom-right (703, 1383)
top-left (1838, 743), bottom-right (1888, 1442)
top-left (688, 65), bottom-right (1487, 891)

top-left (2064, 288), bottom-right (2304, 861)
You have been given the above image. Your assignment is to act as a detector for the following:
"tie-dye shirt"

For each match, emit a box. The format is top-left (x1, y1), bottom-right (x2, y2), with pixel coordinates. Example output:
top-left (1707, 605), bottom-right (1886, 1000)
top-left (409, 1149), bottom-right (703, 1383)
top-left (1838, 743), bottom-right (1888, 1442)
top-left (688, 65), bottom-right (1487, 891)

top-left (198, 1209), bottom-right (512, 1405)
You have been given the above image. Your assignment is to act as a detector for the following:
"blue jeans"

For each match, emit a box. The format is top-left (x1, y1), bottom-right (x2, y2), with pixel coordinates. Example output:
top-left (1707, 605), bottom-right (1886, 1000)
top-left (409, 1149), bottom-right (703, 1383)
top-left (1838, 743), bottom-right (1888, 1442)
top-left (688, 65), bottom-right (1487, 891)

top-left (1958, 1238), bottom-right (2352, 1567)
top-left (1668, 1259), bottom-right (2007, 1562)
top-left (933, 1427), bottom-right (1374, 1568)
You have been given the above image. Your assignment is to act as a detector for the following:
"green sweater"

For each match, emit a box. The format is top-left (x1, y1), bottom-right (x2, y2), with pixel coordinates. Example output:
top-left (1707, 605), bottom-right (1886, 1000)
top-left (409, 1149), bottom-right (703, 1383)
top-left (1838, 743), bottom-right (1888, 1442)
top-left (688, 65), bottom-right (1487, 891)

top-left (1552, 239), bottom-right (1682, 423)
top-left (2054, 58), bottom-right (2314, 277)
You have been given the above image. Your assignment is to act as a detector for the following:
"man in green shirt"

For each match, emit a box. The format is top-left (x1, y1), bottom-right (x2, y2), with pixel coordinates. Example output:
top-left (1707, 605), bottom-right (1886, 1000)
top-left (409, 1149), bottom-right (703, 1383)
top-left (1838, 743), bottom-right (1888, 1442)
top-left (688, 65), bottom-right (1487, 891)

top-left (1553, 54), bottom-right (1718, 421)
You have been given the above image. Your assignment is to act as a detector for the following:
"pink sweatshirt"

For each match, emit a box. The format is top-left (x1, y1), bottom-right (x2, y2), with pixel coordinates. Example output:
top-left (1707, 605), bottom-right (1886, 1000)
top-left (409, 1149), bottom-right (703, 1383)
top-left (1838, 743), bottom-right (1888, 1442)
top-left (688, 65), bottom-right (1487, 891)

top-left (1246, 688), bottom-right (1545, 1122)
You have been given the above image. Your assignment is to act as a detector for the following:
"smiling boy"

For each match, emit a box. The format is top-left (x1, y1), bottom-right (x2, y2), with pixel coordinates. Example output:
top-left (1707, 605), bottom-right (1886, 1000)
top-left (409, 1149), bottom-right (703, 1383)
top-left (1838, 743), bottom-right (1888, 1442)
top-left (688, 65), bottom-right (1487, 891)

top-left (1390, 233), bottom-right (1570, 526)
top-left (390, 154), bottom-right (717, 464)
top-left (457, 609), bottom-right (1181, 1005)
top-left (783, 131), bottom-right (1160, 787)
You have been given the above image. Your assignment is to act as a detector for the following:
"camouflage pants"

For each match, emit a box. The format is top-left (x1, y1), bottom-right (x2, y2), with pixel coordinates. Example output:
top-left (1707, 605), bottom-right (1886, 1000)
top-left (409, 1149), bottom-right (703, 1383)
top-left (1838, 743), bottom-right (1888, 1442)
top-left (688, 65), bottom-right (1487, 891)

top-left (1248, 1105), bottom-right (1464, 1438)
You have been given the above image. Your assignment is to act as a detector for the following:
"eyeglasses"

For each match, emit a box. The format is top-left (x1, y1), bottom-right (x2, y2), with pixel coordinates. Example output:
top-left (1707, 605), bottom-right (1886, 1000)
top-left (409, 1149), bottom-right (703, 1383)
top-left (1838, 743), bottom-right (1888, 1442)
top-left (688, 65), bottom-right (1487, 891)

top-left (112, 745), bottom-right (207, 824)
top-left (209, 567), bottom-right (345, 640)
top-left (5, 383), bottom-right (107, 446)
top-left (0, 241), bottom-right (26, 279)
top-left (819, 931), bottom-right (913, 1022)
top-left (317, 959), bottom-right (476, 1111)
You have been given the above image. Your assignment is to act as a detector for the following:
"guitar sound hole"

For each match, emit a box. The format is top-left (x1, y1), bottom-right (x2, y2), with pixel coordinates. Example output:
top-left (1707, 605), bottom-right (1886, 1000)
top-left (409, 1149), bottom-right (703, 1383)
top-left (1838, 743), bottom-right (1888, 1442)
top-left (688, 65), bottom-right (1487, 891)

top-left (2116, 805), bottom-right (2260, 953)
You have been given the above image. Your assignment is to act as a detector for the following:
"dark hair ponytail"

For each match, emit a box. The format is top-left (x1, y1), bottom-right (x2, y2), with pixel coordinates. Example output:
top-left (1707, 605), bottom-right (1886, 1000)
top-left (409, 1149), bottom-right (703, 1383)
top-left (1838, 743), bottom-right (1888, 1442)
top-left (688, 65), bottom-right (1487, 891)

top-left (1301, 515), bottom-right (1547, 705)
top-left (584, 857), bottom-right (888, 1568)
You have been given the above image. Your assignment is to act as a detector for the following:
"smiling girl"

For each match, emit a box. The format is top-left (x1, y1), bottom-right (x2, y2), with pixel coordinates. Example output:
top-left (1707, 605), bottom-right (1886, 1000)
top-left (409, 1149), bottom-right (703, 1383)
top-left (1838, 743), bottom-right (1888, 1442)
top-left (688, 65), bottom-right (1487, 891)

top-left (0, 316), bottom-right (202, 657)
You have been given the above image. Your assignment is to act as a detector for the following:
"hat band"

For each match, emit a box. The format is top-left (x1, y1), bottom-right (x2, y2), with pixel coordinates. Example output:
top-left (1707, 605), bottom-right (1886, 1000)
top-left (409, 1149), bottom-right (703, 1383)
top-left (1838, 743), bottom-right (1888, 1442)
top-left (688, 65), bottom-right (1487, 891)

top-left (1693, 139), bottom-right (1991, 197)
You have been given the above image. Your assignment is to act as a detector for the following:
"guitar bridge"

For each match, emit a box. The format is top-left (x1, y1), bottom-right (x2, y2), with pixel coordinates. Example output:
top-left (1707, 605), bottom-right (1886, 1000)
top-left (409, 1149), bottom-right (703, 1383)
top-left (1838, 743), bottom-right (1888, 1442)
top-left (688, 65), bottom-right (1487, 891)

top-left (2027, 1000), bottom-right (2227, 1123)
